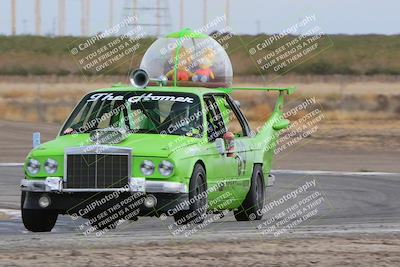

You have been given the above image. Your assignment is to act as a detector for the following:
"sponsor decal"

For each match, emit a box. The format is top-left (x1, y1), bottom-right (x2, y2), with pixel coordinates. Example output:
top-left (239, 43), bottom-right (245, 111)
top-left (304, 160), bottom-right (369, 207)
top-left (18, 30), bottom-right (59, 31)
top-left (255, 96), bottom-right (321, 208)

top-left (87, 92), bottom-right (194, 104)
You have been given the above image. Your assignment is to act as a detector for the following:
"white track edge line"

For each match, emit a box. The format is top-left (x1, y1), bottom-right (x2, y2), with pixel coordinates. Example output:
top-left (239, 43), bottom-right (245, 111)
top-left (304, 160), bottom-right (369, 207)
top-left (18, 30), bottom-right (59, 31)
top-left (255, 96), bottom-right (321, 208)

top-left (0, 163), bottom-right (398, 177)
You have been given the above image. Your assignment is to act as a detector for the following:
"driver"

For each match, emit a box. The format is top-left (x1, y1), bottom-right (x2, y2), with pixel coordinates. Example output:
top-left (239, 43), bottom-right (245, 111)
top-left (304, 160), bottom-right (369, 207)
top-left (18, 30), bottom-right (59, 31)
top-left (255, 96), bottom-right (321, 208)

top-left (164, 102), bottom-right (193, 135)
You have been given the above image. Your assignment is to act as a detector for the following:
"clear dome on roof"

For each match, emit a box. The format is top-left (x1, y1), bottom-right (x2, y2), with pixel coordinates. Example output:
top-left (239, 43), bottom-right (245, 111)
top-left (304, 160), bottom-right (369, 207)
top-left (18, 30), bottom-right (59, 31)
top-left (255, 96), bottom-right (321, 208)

top-left (140, 29), bottom-right (233, 88)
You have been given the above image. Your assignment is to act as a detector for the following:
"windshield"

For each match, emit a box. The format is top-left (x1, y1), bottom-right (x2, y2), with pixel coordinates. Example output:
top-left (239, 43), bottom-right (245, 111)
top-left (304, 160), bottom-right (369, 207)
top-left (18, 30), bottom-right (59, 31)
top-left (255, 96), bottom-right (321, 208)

top-left (61, 91), bottom-right (203, 137)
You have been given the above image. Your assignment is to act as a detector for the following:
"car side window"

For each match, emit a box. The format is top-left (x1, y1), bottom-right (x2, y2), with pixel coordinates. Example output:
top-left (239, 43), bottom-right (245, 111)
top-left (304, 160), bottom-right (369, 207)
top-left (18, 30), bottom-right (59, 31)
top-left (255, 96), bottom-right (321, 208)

top-left (214, 95), bottom-right (246, 137)
top-left (204, 96), bottom-right (226, 142)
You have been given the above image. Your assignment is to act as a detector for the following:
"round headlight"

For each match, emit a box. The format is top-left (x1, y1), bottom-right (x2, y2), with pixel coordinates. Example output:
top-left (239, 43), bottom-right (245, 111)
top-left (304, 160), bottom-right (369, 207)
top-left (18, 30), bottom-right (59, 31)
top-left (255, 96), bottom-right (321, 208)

top-left (140, 160), bottom-right (155, 176)
top-left (27, 159), bottom-right (40, 175)
top-left (44, 158), bottom-right (58, 174)
top-left (158, 160), bottom-right (174, 176)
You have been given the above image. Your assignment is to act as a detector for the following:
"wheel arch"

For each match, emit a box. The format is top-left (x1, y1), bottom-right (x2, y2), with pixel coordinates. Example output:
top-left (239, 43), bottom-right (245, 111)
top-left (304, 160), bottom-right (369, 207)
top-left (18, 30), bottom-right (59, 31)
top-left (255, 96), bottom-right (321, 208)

top-left (194, 159), bottom-right (206, 175)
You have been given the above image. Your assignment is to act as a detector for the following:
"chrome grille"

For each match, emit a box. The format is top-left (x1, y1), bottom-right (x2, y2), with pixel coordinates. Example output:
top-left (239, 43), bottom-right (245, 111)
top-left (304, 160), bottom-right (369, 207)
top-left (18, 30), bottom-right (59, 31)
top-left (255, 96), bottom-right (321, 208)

top-left (64, 146), bottom-right (131, 189)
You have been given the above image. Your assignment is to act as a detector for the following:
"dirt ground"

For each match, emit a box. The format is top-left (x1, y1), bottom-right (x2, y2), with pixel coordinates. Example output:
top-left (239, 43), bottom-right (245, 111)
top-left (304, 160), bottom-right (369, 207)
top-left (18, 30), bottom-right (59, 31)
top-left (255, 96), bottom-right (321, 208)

top-left (0, 212), bottom-right (8, 221)
top-left (0, 234), bottom-right (399, 267)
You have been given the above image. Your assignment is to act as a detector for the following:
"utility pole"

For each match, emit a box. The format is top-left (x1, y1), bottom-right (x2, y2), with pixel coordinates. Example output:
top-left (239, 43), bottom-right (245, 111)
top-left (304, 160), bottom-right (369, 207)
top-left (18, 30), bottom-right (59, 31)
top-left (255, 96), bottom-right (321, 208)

top-left (256, 20), bottom-right (260, 35)
top-left (109, 0), bottom-right (113, 28)
top-left (86, 0), bottom-right (90, 35)
top-left (179, 0), bottom-right (183, 29)
top-left (11, 0), bottom-right (16, 35)
top-left (22, 19), bottom-right (27, 34)
top-left (81, 0), bottom-right (85, 35)
top-left (203, 0), bottom-right (207, 25)
top-left (35, 0), bottom-right (41, 35)
top-left (81, 0), bottom-right (89, 35)
top-left (156, 0), bottom-right (160, 36)
top-left (132, 0), bottom-right (138, 21)
top-left (225, 0), bottom-right (230, 28)
top-left (58, 0), bottom-right (65, 36)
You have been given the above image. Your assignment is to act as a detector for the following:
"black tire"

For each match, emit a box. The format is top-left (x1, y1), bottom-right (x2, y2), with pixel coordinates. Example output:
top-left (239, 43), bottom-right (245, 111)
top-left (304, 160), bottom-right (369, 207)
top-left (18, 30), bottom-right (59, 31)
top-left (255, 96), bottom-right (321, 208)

top-left (21, 192), bottom-right (58, 232)
top-left (174, 164), bottom-right (207, 225)
top-left (234, 165), bottom-right (265, 221)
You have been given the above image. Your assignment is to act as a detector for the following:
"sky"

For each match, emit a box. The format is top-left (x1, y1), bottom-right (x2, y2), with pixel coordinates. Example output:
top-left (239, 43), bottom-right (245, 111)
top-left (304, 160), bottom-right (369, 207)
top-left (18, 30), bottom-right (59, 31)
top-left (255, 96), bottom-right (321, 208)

top-left (0, 0), bottom-right (399, 36)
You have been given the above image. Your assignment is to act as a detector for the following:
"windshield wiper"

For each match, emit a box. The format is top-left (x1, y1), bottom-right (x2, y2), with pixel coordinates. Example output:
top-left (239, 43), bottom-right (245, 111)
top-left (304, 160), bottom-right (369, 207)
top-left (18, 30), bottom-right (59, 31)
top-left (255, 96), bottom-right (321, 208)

top-left (132, 129), bottom-right (160, 134)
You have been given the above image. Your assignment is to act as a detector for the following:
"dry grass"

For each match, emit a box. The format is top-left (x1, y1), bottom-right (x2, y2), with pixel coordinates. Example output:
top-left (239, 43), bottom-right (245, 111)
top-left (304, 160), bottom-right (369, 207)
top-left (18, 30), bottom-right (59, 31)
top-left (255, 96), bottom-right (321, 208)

top-left (0, 76), bottom-right (399, 123)
top-left (236, 81), bottom-right (400, 96)
top-left (323, 111), bottom-right (398, 121)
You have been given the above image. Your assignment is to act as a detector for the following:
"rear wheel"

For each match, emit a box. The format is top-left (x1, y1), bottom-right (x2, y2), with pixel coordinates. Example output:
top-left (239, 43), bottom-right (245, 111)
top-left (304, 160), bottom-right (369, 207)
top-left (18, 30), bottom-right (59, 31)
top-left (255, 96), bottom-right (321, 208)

top-left (174, 164), bottom-right (207, 225)
top-left (21, 192), bottom-right (58, 232)
top-left (234, 165), bottom-right (265, 221)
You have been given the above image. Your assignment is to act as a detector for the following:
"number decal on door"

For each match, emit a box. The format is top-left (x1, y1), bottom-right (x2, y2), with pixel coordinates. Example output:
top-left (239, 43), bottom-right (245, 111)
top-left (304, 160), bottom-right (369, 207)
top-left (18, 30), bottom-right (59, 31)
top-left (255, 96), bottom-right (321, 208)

top-left (235, 140), bottom-right (247, 176)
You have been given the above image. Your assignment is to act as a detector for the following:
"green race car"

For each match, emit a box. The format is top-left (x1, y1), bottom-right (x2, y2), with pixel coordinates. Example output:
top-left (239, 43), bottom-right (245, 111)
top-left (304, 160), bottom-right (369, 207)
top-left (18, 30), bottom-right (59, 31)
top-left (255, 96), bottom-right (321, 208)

top-left (20, 29), bottom-right (294, 232)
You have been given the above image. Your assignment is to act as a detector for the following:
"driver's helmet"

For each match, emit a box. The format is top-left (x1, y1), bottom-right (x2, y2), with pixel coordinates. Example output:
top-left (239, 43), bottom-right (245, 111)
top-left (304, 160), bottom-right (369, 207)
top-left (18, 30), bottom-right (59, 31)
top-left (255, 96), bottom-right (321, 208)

top-left (168, 101), bottom-right (190, 127)
top-left (140, 28), bottom-right (233, 88)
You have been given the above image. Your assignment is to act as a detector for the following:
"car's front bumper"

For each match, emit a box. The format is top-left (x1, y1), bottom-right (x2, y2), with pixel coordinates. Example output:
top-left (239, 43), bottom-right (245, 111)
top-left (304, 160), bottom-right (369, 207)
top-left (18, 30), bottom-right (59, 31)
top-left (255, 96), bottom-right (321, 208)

top-left (21, 177), bottom-right (188, 193)
top-left (21, 177), bottom-right (189, 215)
top-left (22, 191), bottom-right (188, 215)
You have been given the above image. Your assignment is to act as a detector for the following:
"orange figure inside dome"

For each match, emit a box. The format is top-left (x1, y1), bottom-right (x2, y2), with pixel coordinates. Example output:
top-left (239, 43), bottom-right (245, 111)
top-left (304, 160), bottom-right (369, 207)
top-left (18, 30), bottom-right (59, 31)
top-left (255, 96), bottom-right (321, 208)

top-left (165, 47), bottom-right (193, 81)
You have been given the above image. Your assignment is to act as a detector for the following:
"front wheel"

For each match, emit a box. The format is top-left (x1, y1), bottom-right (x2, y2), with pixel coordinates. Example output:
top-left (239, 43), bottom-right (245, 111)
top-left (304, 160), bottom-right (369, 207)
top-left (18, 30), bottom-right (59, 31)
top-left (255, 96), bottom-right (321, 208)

top-left (21, 192), bottom-right (58, 232)
top-left (174, 164), bottom-right (207, 225)
top-left (234, 165), bottom-right (265, 221)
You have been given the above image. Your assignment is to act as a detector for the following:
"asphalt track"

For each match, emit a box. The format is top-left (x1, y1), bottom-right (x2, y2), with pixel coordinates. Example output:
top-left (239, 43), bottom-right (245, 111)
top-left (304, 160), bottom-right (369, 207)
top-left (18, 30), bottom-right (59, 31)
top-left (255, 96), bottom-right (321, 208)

top-left (0, 166), bottom-right (399, 249)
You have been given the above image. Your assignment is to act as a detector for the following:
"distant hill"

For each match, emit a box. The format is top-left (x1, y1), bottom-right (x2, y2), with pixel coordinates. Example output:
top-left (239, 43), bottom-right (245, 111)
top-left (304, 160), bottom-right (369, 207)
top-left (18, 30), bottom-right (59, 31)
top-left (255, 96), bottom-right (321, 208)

top-left (0, 34), bottom-right (399, 76)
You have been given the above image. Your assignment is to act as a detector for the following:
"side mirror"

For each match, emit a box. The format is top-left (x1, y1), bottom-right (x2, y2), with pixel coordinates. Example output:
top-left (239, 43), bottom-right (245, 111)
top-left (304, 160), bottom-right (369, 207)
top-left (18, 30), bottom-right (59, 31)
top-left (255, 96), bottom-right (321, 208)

top-left (215, 138), bottom-right (225, 155)
top-left (272, 119), bottom-right (290, 131)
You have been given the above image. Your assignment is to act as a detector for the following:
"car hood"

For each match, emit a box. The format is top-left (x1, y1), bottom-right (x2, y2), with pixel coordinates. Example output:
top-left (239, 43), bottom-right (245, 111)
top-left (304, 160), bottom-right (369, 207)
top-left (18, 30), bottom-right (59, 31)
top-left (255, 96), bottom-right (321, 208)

top-left (29, 133), bottom-right (202, 158)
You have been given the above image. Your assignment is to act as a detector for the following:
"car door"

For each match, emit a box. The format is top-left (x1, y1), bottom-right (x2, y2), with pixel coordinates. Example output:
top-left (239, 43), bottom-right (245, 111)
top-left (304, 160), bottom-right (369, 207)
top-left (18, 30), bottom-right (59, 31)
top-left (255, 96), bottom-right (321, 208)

top-left (213, 94), bottom-right (254, 199)
top-left (202, 94), bottom-right (240, 209)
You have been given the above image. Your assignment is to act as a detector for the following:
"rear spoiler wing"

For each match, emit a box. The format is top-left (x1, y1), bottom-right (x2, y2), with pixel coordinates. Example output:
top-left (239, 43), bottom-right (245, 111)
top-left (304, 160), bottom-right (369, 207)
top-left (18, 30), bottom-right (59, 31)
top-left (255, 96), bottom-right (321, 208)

top-left (219, 87), bottom-right (296, 95)
top-left (219, 87), bottom-right (296, 113)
